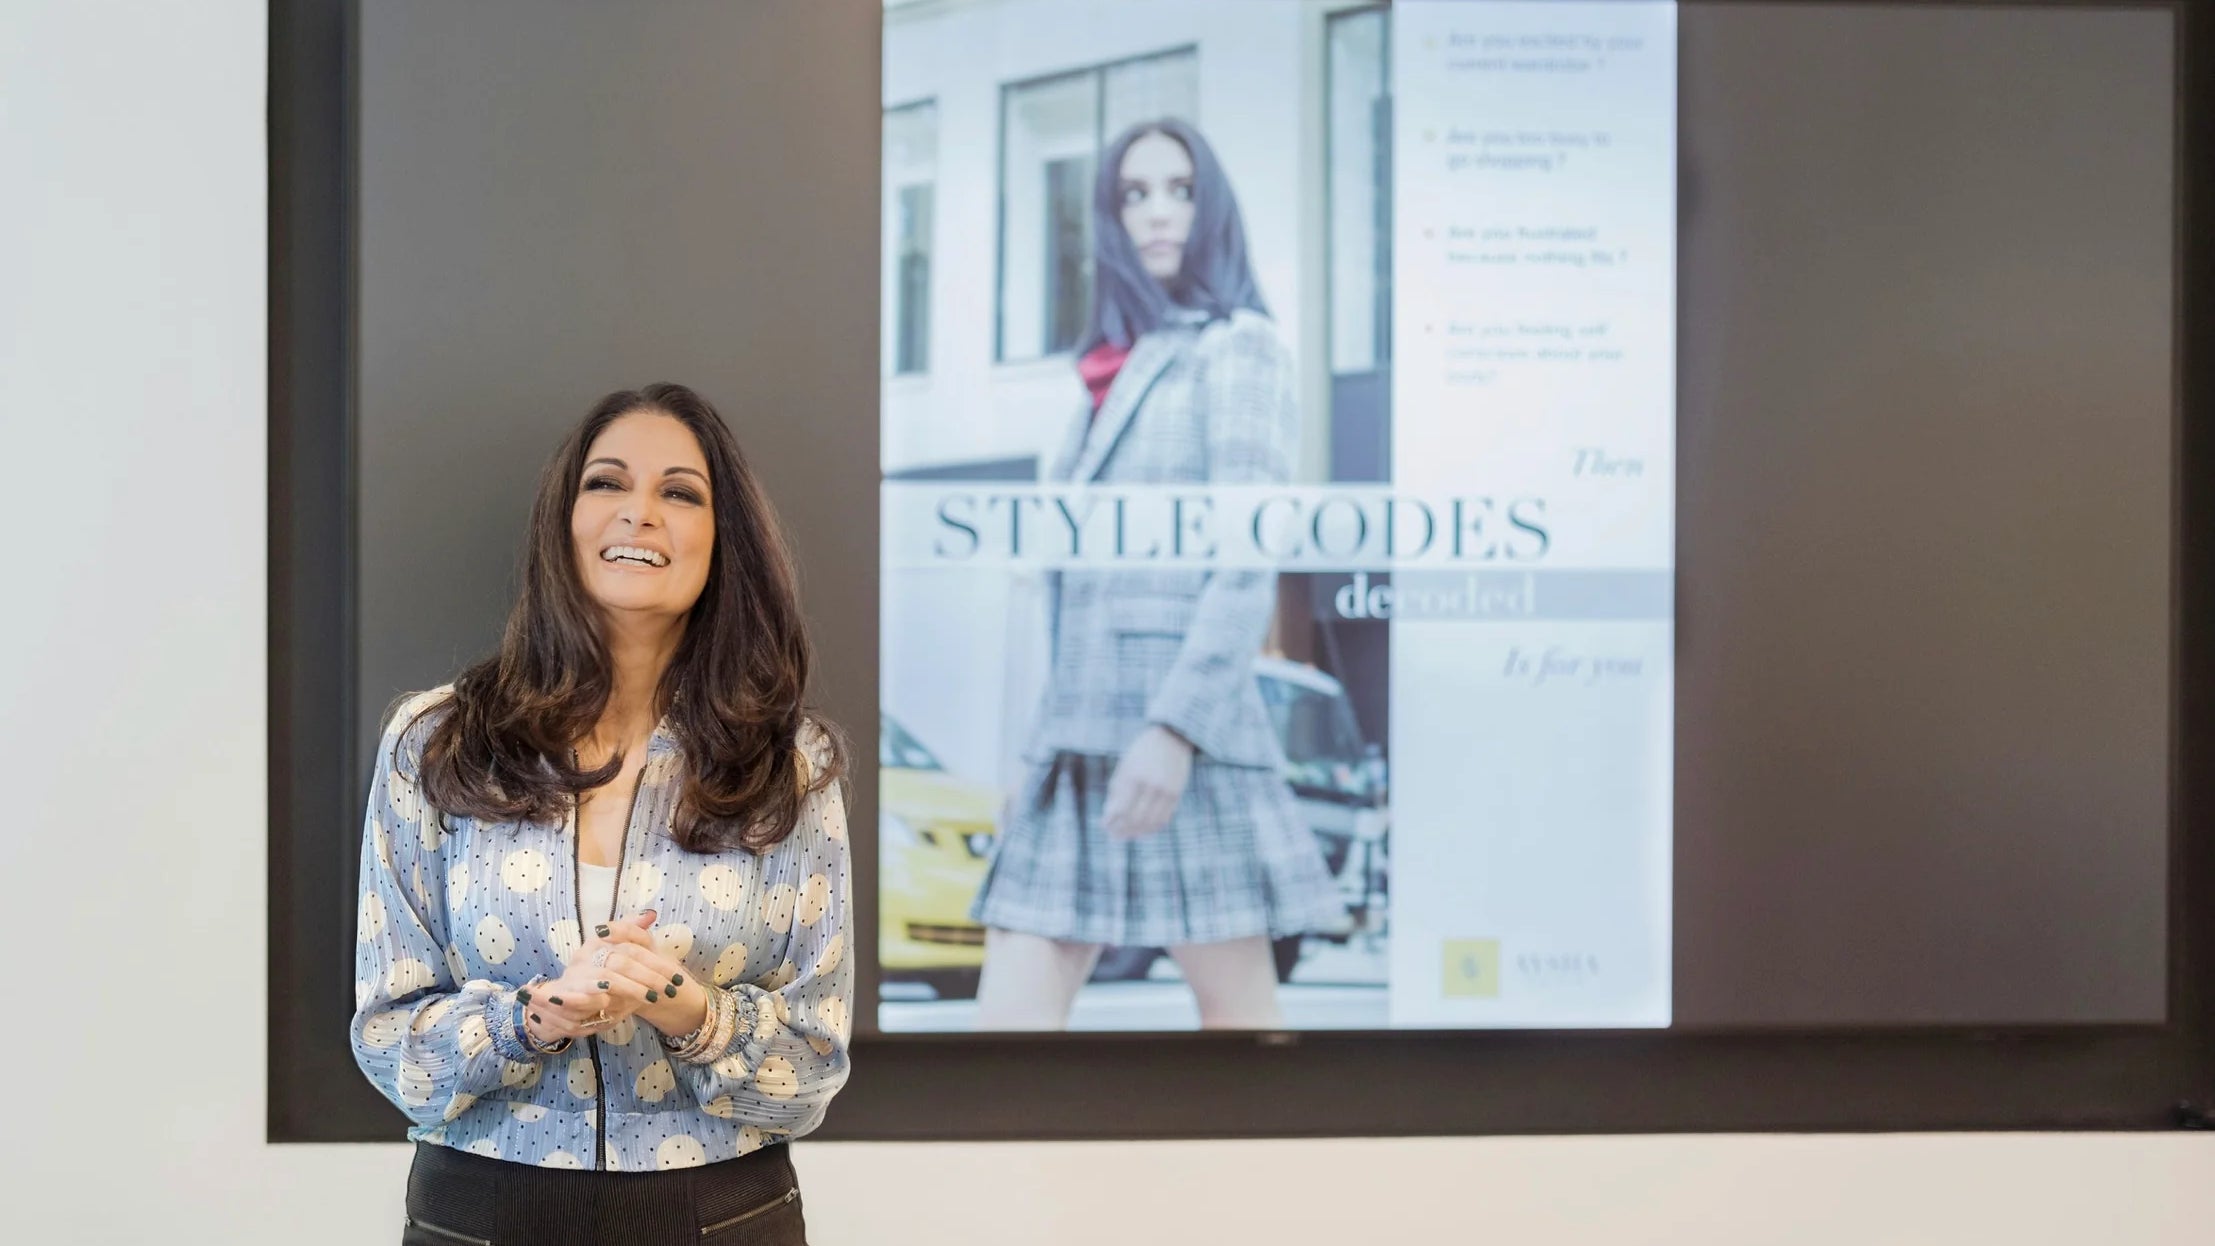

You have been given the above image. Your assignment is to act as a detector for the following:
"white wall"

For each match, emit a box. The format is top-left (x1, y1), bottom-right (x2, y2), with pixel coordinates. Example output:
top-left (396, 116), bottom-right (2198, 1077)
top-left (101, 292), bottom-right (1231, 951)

top-left (2, 2), bottom-right (2207, 1242)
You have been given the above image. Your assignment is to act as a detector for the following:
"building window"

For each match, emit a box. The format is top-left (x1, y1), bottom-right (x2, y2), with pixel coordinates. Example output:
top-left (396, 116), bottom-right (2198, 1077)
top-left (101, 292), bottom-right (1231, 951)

top-left (884, 101), bottom-right (937, 377)
top-left (1328, 8), bottom-right (1390, 375)
top-left (997, 48), bottom-right (1198, 362)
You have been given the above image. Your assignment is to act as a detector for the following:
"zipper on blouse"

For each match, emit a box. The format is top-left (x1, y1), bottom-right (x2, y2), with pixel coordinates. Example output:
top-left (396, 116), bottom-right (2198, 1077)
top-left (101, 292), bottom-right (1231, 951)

top-left (404, 1217), bottom-right (493, 1246)
top-left (578, 770), bottom-right (646, 1172)
top-left (700, 1188), bottom-right (798, 1237)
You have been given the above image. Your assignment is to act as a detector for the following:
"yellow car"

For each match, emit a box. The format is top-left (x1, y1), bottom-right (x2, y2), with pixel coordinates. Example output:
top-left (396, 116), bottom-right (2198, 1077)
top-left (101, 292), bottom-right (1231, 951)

top-left (878, 715), bottom-right (999, 997)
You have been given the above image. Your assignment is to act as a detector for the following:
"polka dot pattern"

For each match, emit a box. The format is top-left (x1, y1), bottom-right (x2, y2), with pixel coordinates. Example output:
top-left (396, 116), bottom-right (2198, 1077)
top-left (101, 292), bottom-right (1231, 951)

top-left (387, 958), bottom-right (435, 998)
top-left (359, 1009), bottom-right (409, 1049)
top-left (456, 1014), bottom-right (491, 1060)
top-left (712, 942), bottom-right (749, 986)
top-left (474, 915), bottom-right (516, 965)
top-left (754, 1056), bottom-right (799, 1100)
top-left (797, 873), bottom-right (832, 928)
top-left (621, 860), bottom-right (664, 904)
top-left (500, 848), bottom-right (552, 894)
top-left (635, 1059), bottom-right (676, 1104)
top-left (656, 1135), bottom-right (706, 1169)
top-left (811, 932), bottom-right (843, 979)
top-left (697, 863), bottom-right (744, 910)
top-left (413, 998), bottom-right (456, 1034)
top-left (761, 884), bottom-right (797, 934)
top-left (548, 919), bottom-right (582, 963)
top-left (651, 922), bottom-right (694, 964)
top-left (358, 892), bottom-right (386, 942)
top-left (350, 696), bottom-right (855, 1170)
top-left (389, 766), bottom-right (423, 825)
top-left (397, 1062), bottom-right (434, 1107)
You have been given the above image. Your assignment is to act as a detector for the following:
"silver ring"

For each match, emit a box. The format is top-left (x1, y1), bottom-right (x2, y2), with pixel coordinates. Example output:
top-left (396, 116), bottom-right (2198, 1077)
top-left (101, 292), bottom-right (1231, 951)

top-left (591, 947), bottom-right (611, 968)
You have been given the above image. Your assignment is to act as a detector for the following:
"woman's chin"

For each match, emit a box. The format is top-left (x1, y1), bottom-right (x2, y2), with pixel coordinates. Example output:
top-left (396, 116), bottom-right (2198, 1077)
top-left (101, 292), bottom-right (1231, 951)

top-left (588, 585), bottom-right (685, 618)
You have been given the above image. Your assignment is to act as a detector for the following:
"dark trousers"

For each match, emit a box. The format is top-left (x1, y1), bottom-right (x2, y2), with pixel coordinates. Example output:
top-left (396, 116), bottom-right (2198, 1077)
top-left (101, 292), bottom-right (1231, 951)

top-left (403, 1140), bottom-right (808, 1245)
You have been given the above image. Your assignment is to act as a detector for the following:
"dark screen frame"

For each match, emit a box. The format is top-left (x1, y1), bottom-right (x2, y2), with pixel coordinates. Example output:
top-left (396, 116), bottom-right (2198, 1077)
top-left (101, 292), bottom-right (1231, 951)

top-left (270, 0), bottom-right (2215, 1143)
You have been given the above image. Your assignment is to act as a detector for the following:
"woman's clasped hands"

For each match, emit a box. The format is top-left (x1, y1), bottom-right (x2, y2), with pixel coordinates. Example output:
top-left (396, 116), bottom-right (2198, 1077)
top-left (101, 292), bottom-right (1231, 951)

top-left (520, 909), bottom-right (711, 1047)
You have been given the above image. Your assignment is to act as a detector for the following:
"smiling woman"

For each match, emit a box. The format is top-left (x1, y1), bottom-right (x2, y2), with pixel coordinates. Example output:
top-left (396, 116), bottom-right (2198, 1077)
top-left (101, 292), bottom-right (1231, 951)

top-left (351, 383), bottom-right (852, 1244)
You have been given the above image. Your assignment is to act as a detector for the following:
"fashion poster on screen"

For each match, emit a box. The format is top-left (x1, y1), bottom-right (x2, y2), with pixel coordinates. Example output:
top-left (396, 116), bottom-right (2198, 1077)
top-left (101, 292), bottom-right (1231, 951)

top-left (877, 0), bottom-right (1676, 1032)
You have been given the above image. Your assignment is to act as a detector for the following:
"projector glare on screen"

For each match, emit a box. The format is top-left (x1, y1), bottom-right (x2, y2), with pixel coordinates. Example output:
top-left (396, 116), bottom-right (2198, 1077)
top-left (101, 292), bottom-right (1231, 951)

top-left (876, 0), bottom-right (1679, 1033)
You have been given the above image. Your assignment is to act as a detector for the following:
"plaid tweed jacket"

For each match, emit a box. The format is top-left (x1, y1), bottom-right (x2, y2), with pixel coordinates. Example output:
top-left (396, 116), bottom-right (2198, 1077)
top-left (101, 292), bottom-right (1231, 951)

top-left (1026, 309), bottom-right (1298, 770)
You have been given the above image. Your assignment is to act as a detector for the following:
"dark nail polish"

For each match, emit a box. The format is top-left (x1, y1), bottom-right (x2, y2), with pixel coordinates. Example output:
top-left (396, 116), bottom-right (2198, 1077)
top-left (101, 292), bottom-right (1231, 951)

top-left (530, 1013), bottom-right (542, 1023)
top-left (670, 973), bottom-right (685, 987)
top-left (646, 990), bottom-right (660, 1003)
top-left (597, 980), bottom-right (611, 990)
top-left (548, 996), bottom-right (563, 1005)
top-left (516, 988), bottom-right (532, 1003)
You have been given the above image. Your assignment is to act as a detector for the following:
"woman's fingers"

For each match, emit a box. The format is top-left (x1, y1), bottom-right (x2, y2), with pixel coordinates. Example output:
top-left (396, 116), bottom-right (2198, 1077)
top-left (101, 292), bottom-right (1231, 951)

top-left (580, 910), bottom-right (658, 948)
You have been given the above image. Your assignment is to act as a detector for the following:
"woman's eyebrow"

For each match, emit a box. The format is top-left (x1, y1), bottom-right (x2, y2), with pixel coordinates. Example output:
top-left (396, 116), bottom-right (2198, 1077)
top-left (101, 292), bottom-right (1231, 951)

top-left (583, 458), bottom-right (705, 484)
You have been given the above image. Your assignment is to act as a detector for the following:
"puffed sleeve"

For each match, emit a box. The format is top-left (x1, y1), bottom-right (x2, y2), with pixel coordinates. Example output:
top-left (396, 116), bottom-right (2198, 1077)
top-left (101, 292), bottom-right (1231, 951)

top-left (671, 727), bottom-right (854, 1135)
top-left (349, 691), bottom-right (547, 1128)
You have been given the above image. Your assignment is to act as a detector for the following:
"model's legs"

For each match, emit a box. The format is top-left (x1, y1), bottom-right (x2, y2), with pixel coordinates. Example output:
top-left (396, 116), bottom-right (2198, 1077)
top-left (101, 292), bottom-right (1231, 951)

top-left (973, 929), bottom-right (1103, 1030)
top-left (1166, 935), bottom-right (1283, 1029)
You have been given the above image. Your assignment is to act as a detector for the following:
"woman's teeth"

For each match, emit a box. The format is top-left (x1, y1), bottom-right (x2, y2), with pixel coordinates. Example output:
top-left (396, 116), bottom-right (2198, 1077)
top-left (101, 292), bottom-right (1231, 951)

top-left (601, 545), bottom-right (668, 567)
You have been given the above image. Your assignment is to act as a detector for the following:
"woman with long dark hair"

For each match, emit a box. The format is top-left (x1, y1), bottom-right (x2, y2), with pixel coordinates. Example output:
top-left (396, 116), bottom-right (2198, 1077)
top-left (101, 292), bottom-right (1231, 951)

top-left (970, 119), bottom-right (1343, 1029)
top-left (351, 384), bottom-right (848, 1244)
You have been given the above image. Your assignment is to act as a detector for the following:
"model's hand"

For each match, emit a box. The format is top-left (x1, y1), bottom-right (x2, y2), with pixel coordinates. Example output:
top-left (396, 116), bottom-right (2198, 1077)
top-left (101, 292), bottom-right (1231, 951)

top-left (518, 924), bottom-right (649, 1046)
top-left (1103, 725), bottom-right (1195, 841)
top-left (579, 912), bottom-right (712, 1038)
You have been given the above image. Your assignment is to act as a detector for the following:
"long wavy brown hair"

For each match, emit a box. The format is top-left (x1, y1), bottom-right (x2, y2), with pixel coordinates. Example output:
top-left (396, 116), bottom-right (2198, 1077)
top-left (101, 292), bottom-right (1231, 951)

top-left (404, 382), bottom-right (843, 853)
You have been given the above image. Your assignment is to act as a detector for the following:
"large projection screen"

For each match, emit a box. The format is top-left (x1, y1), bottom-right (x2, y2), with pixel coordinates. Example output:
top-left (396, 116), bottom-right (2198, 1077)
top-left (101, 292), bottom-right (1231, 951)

top-left (268, 0), bottom-right (2200, 1142)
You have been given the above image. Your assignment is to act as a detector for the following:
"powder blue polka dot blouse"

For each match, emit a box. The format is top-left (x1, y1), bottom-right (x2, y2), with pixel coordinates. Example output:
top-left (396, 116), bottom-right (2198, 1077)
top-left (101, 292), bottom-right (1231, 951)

top-left (349, 689), bottom-right (853, 1171)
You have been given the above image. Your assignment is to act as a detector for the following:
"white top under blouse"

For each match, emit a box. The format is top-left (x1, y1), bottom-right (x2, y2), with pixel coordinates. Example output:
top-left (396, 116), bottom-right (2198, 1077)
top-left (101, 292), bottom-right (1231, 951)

top-left (578, 861), bottom-right (618, 925)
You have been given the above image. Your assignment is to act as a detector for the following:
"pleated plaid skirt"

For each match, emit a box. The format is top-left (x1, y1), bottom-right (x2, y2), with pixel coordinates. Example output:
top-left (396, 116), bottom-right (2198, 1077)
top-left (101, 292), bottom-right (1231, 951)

top-left (970, 751), bottom-right (1346, 947)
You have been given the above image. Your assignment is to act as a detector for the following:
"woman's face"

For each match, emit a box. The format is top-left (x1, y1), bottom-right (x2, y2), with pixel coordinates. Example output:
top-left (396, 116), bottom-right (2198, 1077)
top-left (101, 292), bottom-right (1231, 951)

top-left (1117, 131), bottom-right (1196, 284)
top-left (571, 411), bottom-right (715, 624)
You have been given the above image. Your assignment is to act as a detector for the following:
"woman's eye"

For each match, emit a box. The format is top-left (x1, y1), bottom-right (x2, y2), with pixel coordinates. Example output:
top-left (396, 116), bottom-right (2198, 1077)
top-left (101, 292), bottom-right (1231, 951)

top-left (664, 488), bottom-right (702, 505)
top-left (583, 476), bottom-right (622, 492)
top-left (1171, 183), bottom-right (1193, 202)
top-left (1120, 185), bottom-right (1145, 206)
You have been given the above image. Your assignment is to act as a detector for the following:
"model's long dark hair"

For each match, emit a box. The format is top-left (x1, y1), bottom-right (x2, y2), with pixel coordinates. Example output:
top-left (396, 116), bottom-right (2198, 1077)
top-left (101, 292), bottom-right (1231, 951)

top-left (1080, 117), bottom-right (1270, 353)
top-left (406, 382), bottom-right (843, 853)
